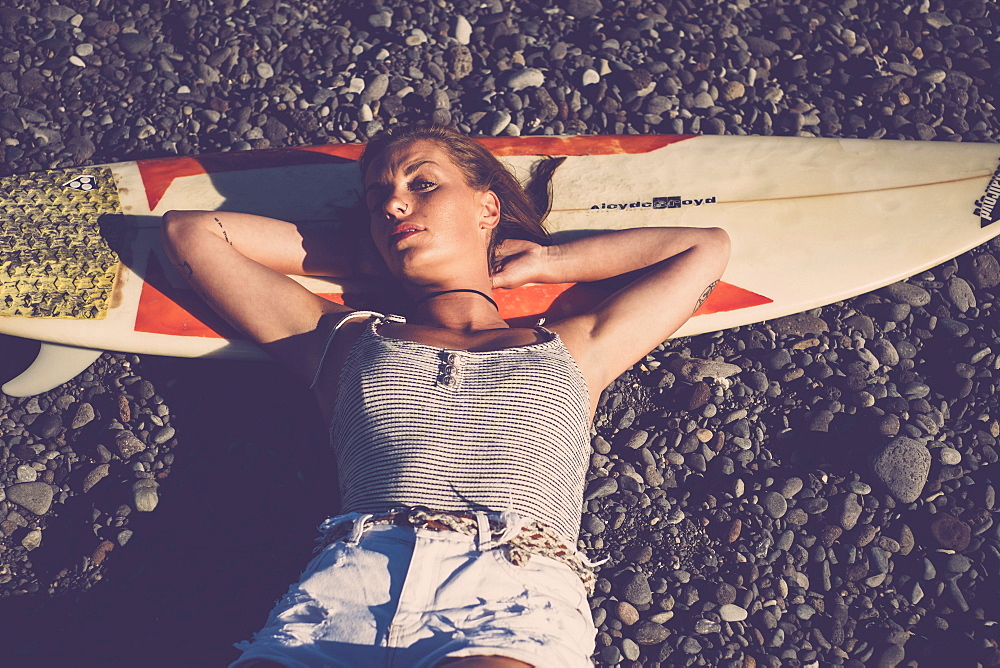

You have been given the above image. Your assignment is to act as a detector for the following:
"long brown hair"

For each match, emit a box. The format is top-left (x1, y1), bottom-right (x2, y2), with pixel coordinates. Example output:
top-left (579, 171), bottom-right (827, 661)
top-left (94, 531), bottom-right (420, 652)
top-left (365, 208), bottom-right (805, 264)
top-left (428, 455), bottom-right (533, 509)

top-left (359, 124), bottom-right (563, 274)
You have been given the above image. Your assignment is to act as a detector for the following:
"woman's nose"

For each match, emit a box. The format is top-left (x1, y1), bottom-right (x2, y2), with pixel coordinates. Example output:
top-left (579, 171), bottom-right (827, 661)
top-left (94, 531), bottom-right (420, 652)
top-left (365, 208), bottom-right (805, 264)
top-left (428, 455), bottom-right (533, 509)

top-left (382, 192), bottom-right (408, 218)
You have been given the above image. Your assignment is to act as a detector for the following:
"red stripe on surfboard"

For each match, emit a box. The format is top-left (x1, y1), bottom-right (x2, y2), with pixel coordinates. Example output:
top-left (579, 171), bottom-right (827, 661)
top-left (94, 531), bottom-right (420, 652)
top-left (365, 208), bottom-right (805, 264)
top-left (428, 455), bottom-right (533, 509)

top-left (695, 281), bottom-right (772, 316)
top-left (479, 135), bottom-right (694, 156)
top-left (136, 135), bottom-right (695, 211)
top-left (135, 252), bottom-right (240, 338)
top-left (297, 144), bottom-right (366, 160)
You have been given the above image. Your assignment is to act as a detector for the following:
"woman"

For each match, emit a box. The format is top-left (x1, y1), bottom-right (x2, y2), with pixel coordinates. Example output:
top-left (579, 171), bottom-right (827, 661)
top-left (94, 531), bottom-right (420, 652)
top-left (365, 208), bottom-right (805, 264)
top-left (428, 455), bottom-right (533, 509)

top-left (161, 124), bottom-right (730, 667)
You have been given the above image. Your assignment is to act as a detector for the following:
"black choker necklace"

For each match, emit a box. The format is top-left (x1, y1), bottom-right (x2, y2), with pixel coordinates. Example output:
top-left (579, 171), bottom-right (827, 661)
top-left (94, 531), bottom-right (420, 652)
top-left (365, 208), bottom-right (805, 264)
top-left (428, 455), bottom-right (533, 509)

top-left (416, 289), bottom-right (499, 311)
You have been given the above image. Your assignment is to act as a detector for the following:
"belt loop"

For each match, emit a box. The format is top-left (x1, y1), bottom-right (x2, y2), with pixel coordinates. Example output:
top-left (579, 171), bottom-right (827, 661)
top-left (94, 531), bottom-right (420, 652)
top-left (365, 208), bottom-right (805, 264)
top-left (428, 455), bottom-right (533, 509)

top-left (495, 509), bottom-right (524, 545)
top-left (474, 511), bottom-right (490, 551)
top-left (316, 512), bottom-right (363, 551)
top-left (346, 513), bottom-right (374, 545)
top-left (318, 511), bottom-right (358, 534)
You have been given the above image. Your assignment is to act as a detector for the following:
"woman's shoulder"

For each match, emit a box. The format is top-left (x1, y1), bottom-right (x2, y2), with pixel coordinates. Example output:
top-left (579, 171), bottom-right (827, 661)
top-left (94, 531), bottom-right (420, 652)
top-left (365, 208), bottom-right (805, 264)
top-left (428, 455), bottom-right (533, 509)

top-left (310, 311), bottom-right (400, 387)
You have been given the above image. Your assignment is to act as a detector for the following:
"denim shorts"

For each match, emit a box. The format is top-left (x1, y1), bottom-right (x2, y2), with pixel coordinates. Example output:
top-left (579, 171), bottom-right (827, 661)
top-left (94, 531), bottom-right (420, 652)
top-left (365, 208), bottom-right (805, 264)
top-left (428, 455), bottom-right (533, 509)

top-left (231, 511), bottom-right (597, 667)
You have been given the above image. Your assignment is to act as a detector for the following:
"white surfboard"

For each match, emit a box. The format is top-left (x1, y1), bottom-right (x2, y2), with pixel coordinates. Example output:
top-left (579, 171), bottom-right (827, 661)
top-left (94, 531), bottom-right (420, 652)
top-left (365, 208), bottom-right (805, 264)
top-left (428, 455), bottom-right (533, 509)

top-left (2, 135), bottom-right (998, 395)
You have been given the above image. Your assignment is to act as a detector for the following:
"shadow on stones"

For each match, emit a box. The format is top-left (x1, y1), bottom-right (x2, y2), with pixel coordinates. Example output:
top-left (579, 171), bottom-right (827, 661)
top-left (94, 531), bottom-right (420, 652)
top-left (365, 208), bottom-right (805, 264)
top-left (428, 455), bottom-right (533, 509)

top-left (26, 478), bottom-right (130, 582)
top-left (918, 334), bottom-right (971, 398)
top-left (0, 334), bottom-right (40, 389)
top-left (0, 355), bottom-right (338, 666)
top-left (907, 622), bottom-right (995, 666)
top-left (762, 411), bottom-right (881, 480)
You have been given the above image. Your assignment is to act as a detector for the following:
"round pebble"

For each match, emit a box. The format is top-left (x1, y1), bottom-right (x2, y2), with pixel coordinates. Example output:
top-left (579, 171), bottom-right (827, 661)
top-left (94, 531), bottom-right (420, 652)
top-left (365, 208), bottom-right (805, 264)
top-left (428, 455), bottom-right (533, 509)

top-left (939, 447), bottom-right (961, 465)
top-left (506, 68), bottom-right (545, 92)
top-left (719, 604), bottom-right (748, 622)
top-left (449, 15), bottom-right (471, 45)
top-left (763, 491), bottom-right (788, 519)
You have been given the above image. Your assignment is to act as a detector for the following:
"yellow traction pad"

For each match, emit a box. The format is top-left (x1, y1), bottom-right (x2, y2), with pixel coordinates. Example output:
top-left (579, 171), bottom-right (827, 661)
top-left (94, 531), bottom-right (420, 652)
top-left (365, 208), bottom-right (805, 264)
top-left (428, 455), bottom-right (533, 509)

top-left (0, 166), bottom-right (126, 319)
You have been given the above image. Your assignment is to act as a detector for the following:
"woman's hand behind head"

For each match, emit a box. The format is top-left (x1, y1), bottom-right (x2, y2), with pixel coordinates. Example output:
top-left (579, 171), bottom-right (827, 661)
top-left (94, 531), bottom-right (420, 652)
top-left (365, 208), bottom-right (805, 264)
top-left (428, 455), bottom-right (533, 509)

top-left (491, 239), bottom-right (549, 289)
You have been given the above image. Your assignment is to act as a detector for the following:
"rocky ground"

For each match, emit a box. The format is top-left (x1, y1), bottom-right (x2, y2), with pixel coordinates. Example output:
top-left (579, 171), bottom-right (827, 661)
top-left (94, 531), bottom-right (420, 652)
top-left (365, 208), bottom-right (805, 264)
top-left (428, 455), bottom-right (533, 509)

top-left (1, 0), bottom-right (999, 665)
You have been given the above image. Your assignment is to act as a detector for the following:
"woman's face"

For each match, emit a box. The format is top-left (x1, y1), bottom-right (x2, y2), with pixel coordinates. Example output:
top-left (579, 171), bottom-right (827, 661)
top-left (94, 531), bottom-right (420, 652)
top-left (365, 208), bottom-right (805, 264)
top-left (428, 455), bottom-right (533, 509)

top-left (363, 140), bottom-right (499, 285)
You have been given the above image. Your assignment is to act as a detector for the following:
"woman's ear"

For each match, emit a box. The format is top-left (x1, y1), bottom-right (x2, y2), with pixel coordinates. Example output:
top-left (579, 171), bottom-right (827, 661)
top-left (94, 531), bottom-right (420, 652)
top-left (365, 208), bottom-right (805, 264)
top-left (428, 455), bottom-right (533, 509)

top-left (479, 190), bottom-right (501, 230)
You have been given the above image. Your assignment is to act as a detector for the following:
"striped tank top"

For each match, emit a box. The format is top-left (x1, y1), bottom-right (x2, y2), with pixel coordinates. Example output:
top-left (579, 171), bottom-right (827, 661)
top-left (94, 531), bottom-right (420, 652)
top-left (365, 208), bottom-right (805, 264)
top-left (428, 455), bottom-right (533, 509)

top-left (329, 313), bottom-right (592, 541)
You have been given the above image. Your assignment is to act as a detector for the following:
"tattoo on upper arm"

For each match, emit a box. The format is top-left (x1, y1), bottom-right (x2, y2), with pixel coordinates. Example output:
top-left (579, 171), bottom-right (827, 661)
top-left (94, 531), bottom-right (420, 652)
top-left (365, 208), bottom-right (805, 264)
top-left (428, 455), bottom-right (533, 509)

top-left (693, 280), bottom-right (719, 314)
top-left (214, 217), bottom-right (232, 245)
top-left (175, 260), bottom-right (193, 280)
top-left (174, 259), bottom-right (212, 302)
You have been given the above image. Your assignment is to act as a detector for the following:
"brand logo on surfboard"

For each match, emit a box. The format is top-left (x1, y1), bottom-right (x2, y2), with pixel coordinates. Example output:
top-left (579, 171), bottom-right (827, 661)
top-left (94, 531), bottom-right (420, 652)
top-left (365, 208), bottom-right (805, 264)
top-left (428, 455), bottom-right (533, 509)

top-left (975, 160), bottom-right (1000, 228)
top-left (63, 175), bottom-right (97, 191)
top-left (591, 196), bottom-right (717, 211)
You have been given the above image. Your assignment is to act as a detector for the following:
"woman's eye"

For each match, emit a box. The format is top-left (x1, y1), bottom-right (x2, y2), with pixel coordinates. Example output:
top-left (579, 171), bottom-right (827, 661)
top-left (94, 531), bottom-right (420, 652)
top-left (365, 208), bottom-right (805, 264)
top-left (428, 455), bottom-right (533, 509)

top-left (411, 180), bottom-right (435, 191)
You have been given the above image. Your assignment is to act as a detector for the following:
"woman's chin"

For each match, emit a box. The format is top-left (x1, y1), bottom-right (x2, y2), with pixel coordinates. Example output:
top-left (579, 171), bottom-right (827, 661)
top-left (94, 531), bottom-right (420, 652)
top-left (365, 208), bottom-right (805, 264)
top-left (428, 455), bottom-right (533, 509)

top-left (394, 252), bottom-right (447, 282)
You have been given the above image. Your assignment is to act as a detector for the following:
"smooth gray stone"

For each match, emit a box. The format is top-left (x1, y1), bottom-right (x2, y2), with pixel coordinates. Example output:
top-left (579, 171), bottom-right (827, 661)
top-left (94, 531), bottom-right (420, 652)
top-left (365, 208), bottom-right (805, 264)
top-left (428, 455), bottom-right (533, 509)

top-left (945, 554), bottom-right (971, 574)
top-left (945, 277), bottom-right (976, 312)
top-left (621, 637), bottom-right (640, 660)
top-left (566, 0), bottom-right (603, 18)
top-left (360, 73), bottom-right (389, 105)
top-left (873, 644), bottom-right (906, 668)
top-left (132, 480), bottom-right (159, 512)
top-left (6, 482), bottom-right (54, 515)
top-left (872, 340), bottom-right (900, 366)
top-left (838, 493), bottom-right (863, 530)
top-left (582, 514), bottom-right (606, 535)
top-left (763, 491), bottom-right (788, 518)
top-left (769, 313), bottom-right (829, 336)
top-left (151, 426), bottom-right (175, 445)
top-left (585, 477), bottom-right (617, 500)
top-left (719, 604), bottom-right (748, 621)
top-left (882, 281), bottom-right (930, 306)
top-left (669, 357), bottom-right (742, 382)
top-left (947, 579), bottom-right (970, 612)
top-left (506, 68), bottom-right (545, 92)
top-left (780, 477), bottom-right (804, 498)
top-left (679, 636), bottom-right (703, 654)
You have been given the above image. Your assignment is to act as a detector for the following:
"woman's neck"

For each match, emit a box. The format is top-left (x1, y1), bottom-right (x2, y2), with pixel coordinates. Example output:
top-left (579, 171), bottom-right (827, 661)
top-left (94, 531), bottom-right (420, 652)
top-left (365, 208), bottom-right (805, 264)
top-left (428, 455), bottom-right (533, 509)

top-left (410, 291), bottom-right (508, 333)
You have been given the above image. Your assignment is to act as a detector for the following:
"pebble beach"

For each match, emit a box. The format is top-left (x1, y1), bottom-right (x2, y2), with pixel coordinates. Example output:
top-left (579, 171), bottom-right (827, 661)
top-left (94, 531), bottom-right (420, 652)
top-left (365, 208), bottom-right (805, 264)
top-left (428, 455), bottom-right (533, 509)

top-left (1, 0), bottom-right (999, 665)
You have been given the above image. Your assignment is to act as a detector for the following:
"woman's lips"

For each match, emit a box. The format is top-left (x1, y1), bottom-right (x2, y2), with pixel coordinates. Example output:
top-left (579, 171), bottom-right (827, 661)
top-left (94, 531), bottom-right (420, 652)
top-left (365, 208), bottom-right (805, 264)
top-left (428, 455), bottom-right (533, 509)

top-left (390, 230), bottom-right (421, 245)
top-left (389, 226), bottom-right (423, 245)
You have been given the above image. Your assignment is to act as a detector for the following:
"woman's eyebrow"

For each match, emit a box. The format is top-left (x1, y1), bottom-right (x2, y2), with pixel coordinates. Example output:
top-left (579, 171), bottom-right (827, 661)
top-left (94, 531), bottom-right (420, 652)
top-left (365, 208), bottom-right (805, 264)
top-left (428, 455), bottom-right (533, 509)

top-left (403, 160), bottom-right (438, 175)
top-left (365, 160), bottom-right (440, 196)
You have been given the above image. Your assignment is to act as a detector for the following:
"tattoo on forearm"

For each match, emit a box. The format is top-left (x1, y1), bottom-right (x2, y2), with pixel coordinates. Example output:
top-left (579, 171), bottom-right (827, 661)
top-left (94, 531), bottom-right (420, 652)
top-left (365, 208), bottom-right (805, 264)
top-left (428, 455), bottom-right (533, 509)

top-left (694, 280), bottom-right (719, 314)
top-left (214, 217), bottom-right (232, 245)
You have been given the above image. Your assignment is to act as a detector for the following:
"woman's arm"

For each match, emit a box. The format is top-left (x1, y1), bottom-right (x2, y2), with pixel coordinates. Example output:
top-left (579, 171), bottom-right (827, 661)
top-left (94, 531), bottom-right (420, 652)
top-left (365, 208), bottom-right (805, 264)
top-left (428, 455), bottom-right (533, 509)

top-left (163, 209), bottom-right (384, 277)
top-left (495, 227), bottom-right (731, 393)
top-left (160, 210), bottom-right (359, 382)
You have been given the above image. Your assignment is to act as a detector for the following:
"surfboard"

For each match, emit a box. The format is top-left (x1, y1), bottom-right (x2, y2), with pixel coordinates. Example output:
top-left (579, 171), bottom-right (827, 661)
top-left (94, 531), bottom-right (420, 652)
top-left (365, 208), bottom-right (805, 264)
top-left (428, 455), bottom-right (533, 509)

top-left (2, 135), bottom-right (999, 396)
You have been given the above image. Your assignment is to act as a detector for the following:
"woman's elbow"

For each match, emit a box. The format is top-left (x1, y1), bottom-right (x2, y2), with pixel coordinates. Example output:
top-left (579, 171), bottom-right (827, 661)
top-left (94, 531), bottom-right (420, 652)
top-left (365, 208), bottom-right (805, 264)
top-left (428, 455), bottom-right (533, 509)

top-left (161, 211), bottom-right (210, 256)
top-left (161, 210), bottom-right (213, 241)
top-left (161, 209), bottom-right (204, 229)
top-left (704, 227), bottom-right (731, 267)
